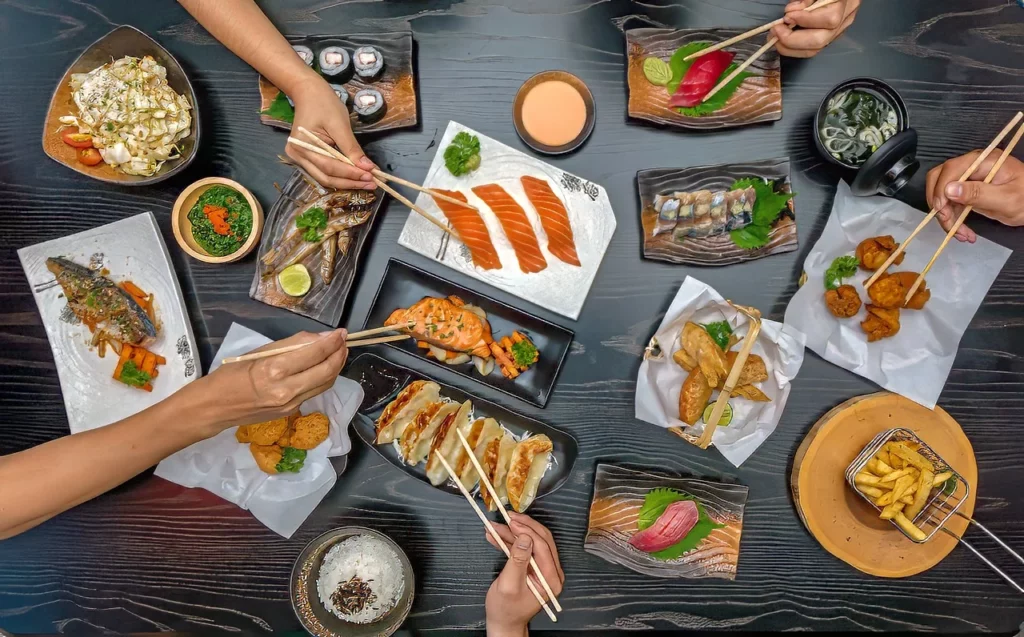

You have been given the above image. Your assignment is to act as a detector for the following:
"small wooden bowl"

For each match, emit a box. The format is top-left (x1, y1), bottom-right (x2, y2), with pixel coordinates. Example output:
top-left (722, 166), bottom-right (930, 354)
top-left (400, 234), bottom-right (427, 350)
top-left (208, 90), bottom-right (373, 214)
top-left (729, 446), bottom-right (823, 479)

top-left (171, 177), bottom-right (263, 264)
top-left (513, 70), bottom-right (596, 155)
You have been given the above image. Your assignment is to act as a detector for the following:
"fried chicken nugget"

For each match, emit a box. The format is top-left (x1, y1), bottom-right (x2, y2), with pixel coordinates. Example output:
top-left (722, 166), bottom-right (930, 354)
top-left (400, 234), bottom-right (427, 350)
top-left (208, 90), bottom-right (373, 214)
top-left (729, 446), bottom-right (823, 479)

top-left (825, 284), bottom-right (862, 318)
top-left (861, 305), bottom-right (901, 342)
top-left (679, 368), bottom-right (713, 426)
top-left (857, 235), bottom-right (905, 271)
top-left (250, 443), bottom-right (282, 474)
top-left (890, 272), bottom-right (931, 310)
top-left (867, 273), bottom-right (907, 309)
top-left (289, 412), bottom-right (330, 450)
top-left (720, 351), bottom-right (769, 388)
top-left (247, 416), bottom-right (291, 445)
top-left (235, 425), bottom-right (252, 443)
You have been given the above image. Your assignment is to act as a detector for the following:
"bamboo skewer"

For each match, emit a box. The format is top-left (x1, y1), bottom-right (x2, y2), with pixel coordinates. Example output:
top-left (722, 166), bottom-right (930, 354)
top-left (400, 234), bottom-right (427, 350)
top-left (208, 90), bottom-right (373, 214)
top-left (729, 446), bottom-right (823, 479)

top-left (865, 111), bottom-right (1024, 289)
top-left (701, 36), bottom-right (777, 104)
top-left (433, 452), bottom-right (557, 623)
top-left (222, 323), bottom-right (415, 364)
top-left (904, 120), bottom-right (1024, 304)
top-left (696, 303), bottom-right (761, 449)
top-left (684, 0), bottom-right (842, 62)
top-left (286, 135), bottom-right (459, 239)
top-left (455, 429), bottom-right (564, 612)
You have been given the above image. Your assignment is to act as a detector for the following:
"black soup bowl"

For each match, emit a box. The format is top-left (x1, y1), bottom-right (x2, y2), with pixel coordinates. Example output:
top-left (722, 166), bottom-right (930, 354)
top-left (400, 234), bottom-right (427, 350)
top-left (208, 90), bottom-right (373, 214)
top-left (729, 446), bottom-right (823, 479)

top-left (814, 77), bottom-right (919, 197)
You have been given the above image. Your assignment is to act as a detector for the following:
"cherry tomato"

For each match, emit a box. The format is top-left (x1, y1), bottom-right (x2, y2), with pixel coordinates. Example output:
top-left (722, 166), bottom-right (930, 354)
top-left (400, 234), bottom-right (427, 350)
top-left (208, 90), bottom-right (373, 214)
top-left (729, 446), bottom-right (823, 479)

top-left (77, 148), bottom-right (103, 166)
top-left (61, 128), bottom-right (94, 149)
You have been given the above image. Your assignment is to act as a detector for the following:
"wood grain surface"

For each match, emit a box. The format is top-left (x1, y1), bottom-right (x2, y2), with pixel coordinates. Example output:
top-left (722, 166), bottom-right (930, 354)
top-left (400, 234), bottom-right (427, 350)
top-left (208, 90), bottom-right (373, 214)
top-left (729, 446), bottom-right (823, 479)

top-left (2, 0), bottom-right (1024, 634)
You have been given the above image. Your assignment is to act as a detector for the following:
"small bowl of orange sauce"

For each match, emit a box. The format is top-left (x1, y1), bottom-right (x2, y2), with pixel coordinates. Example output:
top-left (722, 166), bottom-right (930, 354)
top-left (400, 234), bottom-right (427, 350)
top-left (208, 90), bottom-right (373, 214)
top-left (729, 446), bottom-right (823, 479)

top-left (513, 70), bottom-right (595, 155)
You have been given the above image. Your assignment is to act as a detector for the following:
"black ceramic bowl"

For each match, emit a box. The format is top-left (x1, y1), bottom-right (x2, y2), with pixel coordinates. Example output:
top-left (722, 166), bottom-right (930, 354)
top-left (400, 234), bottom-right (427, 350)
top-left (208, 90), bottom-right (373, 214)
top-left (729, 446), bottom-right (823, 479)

top-left (813, 77), bottom-right (919, 197)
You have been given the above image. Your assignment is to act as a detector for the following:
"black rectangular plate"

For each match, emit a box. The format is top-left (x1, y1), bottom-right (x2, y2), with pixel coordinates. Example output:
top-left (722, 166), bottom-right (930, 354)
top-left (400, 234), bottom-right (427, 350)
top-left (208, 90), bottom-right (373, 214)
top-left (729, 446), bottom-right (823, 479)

top-left (362, 259), bottom-right (574, 407)
top-left (342, 352), bottom-right (579, 505)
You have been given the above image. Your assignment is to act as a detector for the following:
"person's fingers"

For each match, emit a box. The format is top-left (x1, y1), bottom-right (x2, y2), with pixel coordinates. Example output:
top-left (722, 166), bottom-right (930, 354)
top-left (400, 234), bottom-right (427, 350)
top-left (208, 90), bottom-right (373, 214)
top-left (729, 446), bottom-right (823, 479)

top-left (326, 119), bottom-right (377, 172)
top-left (929, 152), bottom-right (981, 214)
top-left (773, 24), bottom-right (833, 53)
top-left (278, 335), bottom-right (349, 396)
top-left (784, 0), bottom-right (813, 15)
top-left (295, 146), bottom-right (375, 190)
top-left (771, 25), bottom-right (817, 58)
top-left (925, 165), bottom-right (941, 212)
top-left (508, 513), bottom-right (557, 553)
top-left (786, 2), bottom-right (844, 30)
top-left (485, 523), bottom-right (516, 551)
top-left (935, 205), bottom-right (976, 243)
top-left (496, 532), bottom-right (533, 594)
top-left (510, 519), bottom-right (564, 586)
top-left (943, 179), bottom-right (1008, 215)
top-left (260, 329), bottom-right (345, 380)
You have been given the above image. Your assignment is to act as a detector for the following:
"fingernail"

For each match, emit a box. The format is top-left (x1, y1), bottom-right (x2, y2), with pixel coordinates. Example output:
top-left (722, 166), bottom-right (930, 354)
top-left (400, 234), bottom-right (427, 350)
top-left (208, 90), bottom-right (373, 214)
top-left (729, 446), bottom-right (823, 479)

top-left (516, 535), bottom-right (532, 549)
top-left (359, 157), bottom-right (375, 169)
top-left (360, 173), bottom-right (373, 181)
top-left (364, 183), bottom-right (376, 190)
top-left (946, 183), bottom-right (963, 198)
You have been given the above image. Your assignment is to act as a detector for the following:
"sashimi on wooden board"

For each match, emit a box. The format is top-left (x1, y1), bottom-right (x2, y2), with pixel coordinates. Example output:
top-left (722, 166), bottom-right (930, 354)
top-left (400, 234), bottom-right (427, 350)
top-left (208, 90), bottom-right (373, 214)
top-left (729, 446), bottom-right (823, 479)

top-left (399, 121), bottom-right (616, 320)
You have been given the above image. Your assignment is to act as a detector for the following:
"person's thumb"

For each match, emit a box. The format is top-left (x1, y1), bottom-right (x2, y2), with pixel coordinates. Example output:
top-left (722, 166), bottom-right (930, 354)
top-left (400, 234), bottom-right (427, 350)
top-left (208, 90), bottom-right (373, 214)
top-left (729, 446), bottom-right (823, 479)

top-left (498, 533), bottom-right (533, 591)
top-left (944, 180), bottom-right (1006, 213)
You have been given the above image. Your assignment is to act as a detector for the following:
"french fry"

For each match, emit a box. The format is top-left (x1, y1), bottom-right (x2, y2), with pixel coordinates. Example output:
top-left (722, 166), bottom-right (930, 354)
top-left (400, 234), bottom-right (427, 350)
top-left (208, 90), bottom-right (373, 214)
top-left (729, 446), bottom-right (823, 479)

top-left (891, 474), bottom-right (915, 503)
top-left (858, 485), bottom-right (884, 499)
top-left (900, 495), bottom-right (914, 505)
top-left (932, 471), bottom-right (953, 486)
top-left (880, 501), bottom-right (905, 520)
top-left (878, 468), bottom-right (913, 484)
top-left (876, 450), bottom-right (892, 468)
top-left (889, 453), bottom-right (904, 469)
top-left (875, 491), bottom-right (894, 506)
top-left (855, 472), bottom-right (881, 486)
top-left (894, 511), bottom-right (927, 541)
top-left (904, 468), bottom-right (934, 520)
top-left (889, 443), bottom-right (935, 472)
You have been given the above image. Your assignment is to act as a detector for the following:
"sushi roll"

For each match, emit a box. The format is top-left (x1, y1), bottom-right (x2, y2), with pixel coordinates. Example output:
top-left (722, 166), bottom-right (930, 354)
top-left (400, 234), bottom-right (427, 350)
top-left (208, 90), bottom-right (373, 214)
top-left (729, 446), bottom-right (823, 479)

top-left (675, 192), bottom-right (696, 233)
top-left (652, 196), bottom-right (680, 236)
top-left (709, 191), bottom-right (728, 234)
top-left (689, 190), bottom-right (714, 237)
top-left (725, 187), bottom-right (755, 230)
top-left (293, 45), bottom-right (315, 67)
top-left (318, 46), bottom-right (351, 79)
top-left (352, 46), bottom-right (385, 81)
top-left (353, 88), bottom-right (387, 122)
top-left (330, 84), bottom-right (349, 109)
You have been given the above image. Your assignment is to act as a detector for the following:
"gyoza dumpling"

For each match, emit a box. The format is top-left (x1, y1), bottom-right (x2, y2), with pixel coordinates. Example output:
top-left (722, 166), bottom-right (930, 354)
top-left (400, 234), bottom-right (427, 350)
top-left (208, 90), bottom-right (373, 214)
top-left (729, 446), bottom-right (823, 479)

top-left (399, 401), bottom-right (458, 465)
top-left (376, 381), bottom-right (441, 444)
top-left (506, 434), bottom-right (553, 513)
top-left (457, 417), bottom-right (502, 489)
top-left (482, 432), bottom-right (517, 512)
top-left (425, 400), bottom-right (474, 485)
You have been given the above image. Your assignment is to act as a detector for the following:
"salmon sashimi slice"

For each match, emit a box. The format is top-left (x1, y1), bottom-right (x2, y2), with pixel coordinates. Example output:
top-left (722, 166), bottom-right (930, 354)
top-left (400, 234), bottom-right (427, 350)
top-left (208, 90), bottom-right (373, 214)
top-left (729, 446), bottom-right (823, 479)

top-left (430, 189), bottom-right (502, 270)
top-left (520, 176), bottom-right (581, 267)
top-left (471, 184), bottom-right (548, 274)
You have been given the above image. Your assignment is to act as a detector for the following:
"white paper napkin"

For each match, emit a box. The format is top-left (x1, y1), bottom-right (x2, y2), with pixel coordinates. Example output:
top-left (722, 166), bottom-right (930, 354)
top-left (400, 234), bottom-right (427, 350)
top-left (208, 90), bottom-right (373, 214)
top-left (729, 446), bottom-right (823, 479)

top-left (784, 181), bottom-right (1011, 409)
top-left (154, 323), bottom-right (363, 538)
top-left (635, 276), bottom-right (807, 467)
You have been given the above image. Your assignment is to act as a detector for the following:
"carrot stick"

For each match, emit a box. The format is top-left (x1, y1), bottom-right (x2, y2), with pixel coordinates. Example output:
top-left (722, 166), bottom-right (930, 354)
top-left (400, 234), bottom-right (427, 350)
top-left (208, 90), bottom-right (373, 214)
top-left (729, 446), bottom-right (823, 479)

top-left (489, 341), bottom-right (519, 379)
top-left (113, 344), bottom-right (133, 380)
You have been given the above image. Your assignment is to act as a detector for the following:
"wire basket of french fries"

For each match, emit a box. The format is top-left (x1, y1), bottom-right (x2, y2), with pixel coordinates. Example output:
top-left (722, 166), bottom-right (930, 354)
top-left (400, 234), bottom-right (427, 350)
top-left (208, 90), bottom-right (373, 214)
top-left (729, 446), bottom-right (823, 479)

top-left (847, 428), bottom-right (1024, 594)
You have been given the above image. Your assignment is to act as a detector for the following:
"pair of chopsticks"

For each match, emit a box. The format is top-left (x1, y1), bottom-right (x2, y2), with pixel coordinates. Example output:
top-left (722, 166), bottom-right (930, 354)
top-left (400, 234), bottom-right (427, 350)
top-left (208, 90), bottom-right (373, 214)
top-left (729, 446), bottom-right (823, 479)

top-left (221, 322), bottom-right (414, 364)
top-left (286, 127), bottom-right (467, 239)
top-left (696, 302), bottom-right (762, 449)
top-left (864, 111), bottom-right (1024, 304)
top-left (433, 428), bottom-right (563, 622)
top-left (690, 0), bottom-right (842, 104)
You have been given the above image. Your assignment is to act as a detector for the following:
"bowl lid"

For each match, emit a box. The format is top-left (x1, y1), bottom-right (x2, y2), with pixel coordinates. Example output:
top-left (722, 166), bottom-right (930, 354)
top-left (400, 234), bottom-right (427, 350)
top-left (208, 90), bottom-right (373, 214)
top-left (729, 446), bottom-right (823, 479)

top-left (851, 128), bottom-right (920, 197)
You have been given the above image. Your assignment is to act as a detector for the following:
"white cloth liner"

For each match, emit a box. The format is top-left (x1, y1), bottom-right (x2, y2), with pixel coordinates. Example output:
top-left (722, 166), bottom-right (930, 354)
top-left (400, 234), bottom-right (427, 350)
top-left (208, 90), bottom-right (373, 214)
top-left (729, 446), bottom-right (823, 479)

top-left (784, 181), bottom-right (1011, 409)
top-left (154, 323), bottom-right (363, 538)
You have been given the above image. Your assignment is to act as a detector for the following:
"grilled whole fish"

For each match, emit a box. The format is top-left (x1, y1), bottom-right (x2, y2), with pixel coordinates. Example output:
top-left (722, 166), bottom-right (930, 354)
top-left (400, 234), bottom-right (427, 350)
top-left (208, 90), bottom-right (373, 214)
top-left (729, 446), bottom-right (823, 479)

top-left (261, 190), bottom-right (377, 267)
top-left (46, 257), bottom-right (157, 345)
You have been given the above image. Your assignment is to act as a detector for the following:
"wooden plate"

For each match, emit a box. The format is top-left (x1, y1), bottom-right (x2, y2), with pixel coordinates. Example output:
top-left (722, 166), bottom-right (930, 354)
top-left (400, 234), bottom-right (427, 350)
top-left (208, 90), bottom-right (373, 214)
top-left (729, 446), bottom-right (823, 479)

top-left (171, 177), bottom-right (264, 264)
top-left (791, 392), bottom-right (976, 578)
top-left (42, 25), bottom-right (200, 185)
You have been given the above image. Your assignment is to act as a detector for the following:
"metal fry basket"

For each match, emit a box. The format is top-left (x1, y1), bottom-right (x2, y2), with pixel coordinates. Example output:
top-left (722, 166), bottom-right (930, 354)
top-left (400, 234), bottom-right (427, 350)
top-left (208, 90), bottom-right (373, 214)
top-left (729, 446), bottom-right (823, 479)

top-left (846, 428), bottom-right (1024, 593)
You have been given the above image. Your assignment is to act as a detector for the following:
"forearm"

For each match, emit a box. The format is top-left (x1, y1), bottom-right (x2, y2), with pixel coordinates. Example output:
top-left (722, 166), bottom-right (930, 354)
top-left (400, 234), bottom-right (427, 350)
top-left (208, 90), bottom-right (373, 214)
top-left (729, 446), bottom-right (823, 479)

top-left (0, 381), bottom-right (223, 539)
top-left (487, 624), bottom-right (529, 637)
top-left (177, 0), bottom-right (319, 95)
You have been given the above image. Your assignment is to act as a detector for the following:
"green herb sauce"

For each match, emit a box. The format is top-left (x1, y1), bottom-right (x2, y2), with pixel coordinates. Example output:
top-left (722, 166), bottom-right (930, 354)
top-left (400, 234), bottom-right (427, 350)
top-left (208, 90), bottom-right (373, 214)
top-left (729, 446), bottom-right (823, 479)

top-left (187, 185), bottom-right (253, 257)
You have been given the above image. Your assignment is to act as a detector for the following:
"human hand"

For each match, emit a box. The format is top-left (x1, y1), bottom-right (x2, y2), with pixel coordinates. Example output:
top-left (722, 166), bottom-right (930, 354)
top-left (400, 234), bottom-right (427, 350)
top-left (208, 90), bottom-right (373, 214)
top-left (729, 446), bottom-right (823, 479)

top-left (926, 150), bottom-right (1024, 243)
top-left (285, 76), bottom-right (377, 190)
top-left (484, 513), bottom-right (564, 637)
top-left (771, 0), bottom-right (860, 58)
top-left (189, 330), bottom-right (348, 435)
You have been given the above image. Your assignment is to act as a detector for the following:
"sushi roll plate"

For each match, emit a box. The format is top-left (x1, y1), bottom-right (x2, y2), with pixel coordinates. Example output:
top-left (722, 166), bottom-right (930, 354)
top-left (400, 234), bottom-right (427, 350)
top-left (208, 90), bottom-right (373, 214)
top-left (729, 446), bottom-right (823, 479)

top-left (258, 32), bottom-right (417, 134)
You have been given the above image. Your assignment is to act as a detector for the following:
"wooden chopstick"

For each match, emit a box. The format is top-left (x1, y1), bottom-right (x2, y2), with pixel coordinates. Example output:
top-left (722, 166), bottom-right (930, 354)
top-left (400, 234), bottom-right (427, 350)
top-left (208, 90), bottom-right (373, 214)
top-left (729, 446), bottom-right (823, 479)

top-left (455, 429), bottom-right (564, 612)
top-left (696, 303), bottom-right (761, 449)
top-left (287, 134), bottom-right (459, 239)
top-left (904, 120), bottom-right (1024, 304)
top-left (433, 452), bottom-right (558, 623)
top-left (222, 323), bottom-right (414, 364)
top-left (348, 334), bottom-right (411, 348)
top-left (684, 0), bottom-right (842, 61)
top-left (865, 111), bottom-right (1024, 289)
top-left (701, 36), bottom-right (777, 104)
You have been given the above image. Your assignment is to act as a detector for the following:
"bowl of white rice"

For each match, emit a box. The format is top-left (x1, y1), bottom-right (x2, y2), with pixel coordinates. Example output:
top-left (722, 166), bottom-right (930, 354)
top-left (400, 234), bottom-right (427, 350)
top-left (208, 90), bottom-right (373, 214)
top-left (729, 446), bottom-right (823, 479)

top-left (291, 527), bottom-right (415, 637)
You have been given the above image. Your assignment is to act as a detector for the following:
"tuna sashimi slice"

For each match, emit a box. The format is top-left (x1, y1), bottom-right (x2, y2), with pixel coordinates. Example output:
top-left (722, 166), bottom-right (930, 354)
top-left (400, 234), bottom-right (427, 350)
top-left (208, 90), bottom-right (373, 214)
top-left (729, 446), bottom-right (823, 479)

top-left (628, 499), bottom-right (699, 553)
top-left (430, 189), bottom-right (502, 270)
top-left (520, 176), bottom-right (581, 267)
top-left (471, 184), bottom-right (548, 274)
top-left (668, 50), bottom-right (734, 108)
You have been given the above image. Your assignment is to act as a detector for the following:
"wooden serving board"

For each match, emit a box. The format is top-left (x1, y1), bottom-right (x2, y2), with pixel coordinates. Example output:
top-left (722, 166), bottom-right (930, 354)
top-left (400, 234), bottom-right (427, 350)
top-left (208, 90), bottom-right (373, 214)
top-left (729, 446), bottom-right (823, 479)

top-left (625, 27), bottom-right (782, 130)
top-left (258, 32), bottom-right (417, 134)
top-left (637, 157), bottom-right (796, 266)
top-left (791, 392), bottom-right (977, 578)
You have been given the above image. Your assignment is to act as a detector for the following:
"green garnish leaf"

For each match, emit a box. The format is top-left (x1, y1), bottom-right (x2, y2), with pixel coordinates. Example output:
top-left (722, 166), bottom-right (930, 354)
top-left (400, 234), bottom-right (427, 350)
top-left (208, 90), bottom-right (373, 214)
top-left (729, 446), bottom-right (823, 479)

top-left (666, 42), bottom-right (753, 117)
top-left (726, 178), bottom-right (795, 250)
top-left (118, 360), bottom-right (152, 388)
top-left (942, 475), bottom-right (958, 496)
top-left (635, 488), bottom-right (725, 561)
top-left (643, 57), bottom-right (672, 86)
top-left (443, 132), bottom-right (481, 177)
top-left (700, 321), bottom-right (732, 351)
top-left (510, 339), bottom-right (538, 368)
top-left (276, 447), bottom-right (307, 473)
top-left (824, 255), bottom-right (860, 291)
top-left (296, 206), bottom-right (328, 242)
top-left (262, 91), bottom-right (295, 123)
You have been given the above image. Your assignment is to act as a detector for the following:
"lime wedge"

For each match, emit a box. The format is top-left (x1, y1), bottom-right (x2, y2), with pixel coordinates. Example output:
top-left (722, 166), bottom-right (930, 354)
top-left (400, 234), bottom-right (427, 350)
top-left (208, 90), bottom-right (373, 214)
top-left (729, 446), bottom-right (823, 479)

top-left (643, 57), bottom-right (672, 86)
top-left (703, 401), bottom-right (733, 427)
top-left (278, 264), bottom-right (311, 297)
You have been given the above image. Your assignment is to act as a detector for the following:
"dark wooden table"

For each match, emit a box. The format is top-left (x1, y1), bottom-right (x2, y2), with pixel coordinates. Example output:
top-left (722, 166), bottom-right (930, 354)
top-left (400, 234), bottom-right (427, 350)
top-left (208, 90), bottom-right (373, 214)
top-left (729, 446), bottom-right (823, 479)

top-left (3, 0), bottom-right (1024, 633)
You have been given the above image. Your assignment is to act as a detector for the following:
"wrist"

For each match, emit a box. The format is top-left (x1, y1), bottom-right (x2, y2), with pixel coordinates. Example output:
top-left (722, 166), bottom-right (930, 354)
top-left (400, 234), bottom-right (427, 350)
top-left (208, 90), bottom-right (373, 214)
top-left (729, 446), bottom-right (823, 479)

top-left (172, 375), bottom-right (236, 440)
top-left (284, 69), bottom-right (329, 104)
top-left (486, 620), bottom-right (528, 637)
